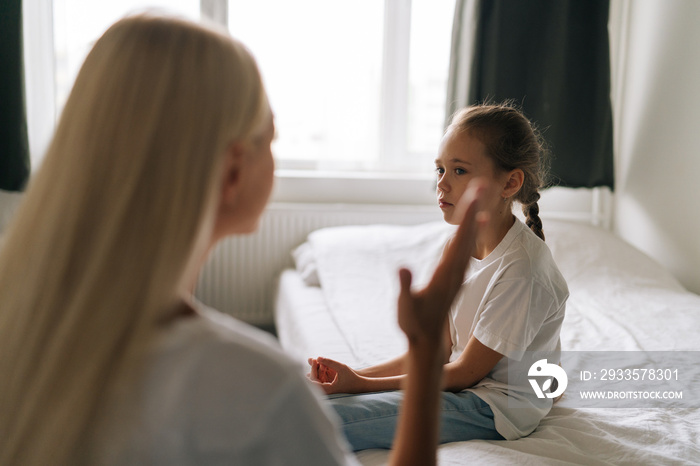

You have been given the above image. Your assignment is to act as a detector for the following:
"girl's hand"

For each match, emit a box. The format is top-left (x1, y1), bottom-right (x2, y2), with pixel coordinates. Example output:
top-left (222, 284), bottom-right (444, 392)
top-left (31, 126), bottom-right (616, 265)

top-left (397, 180), bottom-right (486, 348)
top-left (307, 357), bottom-right (337, 383)
top-left (307, 357), bottom-right (363, 395)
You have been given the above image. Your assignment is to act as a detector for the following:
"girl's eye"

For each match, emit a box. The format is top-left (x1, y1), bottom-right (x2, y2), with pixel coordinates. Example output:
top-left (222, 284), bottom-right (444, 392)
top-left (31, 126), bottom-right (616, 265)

top-left (455, 168), bottom-right (467, 175)
top-left (435, 167), bottom-right (445, 175)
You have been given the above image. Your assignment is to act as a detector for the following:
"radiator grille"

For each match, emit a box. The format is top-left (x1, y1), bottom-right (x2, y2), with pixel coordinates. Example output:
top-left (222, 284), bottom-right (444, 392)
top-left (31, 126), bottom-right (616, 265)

top-left (195, 202), bottom-right (441, 325)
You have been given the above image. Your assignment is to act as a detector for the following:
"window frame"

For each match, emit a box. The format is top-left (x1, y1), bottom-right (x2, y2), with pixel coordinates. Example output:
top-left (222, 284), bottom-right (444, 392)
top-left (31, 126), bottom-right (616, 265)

top-left (219, 0), bottom-right (441, 204)
top-left (24, 0), bottom-right (442, 206)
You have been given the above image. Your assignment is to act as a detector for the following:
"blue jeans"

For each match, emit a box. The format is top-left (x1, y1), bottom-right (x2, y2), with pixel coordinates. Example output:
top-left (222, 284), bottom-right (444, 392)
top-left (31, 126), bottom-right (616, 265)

top-left (328, 390), bottom-right (504, 451)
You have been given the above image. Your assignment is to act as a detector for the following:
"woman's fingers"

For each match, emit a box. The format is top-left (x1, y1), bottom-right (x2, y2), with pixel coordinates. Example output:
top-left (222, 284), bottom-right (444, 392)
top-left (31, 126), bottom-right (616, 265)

top-left (399, 268), bottom-right (412, 291)
top-left (432, 180), bottom-right (487, 298)
top-left (397, 268), bottom-right (413, 309)
top-left (446, 182), bottom-right (482, 259)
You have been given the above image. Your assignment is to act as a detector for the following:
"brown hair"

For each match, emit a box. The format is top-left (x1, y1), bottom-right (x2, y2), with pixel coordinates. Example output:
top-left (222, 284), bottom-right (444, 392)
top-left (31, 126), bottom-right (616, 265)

top-left (448, 103), bottom-right (550, 241)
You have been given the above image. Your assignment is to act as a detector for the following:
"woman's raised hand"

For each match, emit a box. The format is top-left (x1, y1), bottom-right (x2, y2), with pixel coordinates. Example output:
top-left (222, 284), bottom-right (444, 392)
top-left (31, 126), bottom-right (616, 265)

top-left (397, 180), bottom-right (486, 349)
top-left (389, 180), bottom-right (486, 466)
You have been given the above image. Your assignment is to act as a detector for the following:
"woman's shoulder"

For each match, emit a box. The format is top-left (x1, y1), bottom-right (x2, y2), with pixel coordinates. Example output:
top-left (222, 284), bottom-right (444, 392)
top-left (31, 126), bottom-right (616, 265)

top-left (160, 303), bottom-right (302, 381)
top-left (100, 305), bottom-right (352, 464)
top-left (143, 305), bottom-right (316, 435)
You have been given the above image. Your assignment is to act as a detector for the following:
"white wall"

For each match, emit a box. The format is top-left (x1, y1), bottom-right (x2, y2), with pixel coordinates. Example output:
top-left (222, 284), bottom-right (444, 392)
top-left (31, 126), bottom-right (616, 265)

top-left (612, 0), bottom-right (700, 294)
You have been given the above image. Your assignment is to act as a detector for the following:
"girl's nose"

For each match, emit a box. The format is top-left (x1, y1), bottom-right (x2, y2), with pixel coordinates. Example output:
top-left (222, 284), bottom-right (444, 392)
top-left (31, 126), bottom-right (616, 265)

top-left (437, 176), bottom-right (449, 194)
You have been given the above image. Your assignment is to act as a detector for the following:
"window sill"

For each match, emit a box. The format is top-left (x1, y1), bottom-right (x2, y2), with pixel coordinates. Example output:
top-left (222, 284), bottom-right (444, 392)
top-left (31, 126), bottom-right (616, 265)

top-left (271, 170), bottom-right (436, 205)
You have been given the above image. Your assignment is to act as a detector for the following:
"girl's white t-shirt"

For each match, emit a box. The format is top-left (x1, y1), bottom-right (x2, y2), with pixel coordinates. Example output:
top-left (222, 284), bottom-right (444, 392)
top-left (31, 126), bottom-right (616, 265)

top-left (448, 218), bottom-right (569, 440)
top-left (96, 304), bottom-right (359, 466)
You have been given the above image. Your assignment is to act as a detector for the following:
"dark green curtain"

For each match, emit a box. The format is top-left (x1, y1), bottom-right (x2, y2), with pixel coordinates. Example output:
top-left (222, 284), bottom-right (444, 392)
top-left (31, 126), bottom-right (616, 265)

top-left (454, 0), bottom-right (614, 189)
top-left (1, 0), bottom-right (31, 191)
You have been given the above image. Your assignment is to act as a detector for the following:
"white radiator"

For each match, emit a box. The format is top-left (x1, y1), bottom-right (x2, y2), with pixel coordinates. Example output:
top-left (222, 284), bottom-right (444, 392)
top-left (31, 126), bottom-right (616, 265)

top-left (195, 202), bottom-right (442, 325)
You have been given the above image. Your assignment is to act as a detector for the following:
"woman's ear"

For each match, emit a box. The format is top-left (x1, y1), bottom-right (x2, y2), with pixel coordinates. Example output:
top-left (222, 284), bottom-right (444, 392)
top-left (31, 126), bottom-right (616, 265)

top-left (503, 168), bottom-right (524, 199)
top-left (211, 141), bottom-right (248, 244)
top-left (220, 141), bottom-right (246, 206)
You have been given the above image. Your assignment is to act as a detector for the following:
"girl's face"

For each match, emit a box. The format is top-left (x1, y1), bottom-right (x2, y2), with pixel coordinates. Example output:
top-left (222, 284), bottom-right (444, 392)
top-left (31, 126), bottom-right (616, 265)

top-left (434, 129), bottom-right (505, 225)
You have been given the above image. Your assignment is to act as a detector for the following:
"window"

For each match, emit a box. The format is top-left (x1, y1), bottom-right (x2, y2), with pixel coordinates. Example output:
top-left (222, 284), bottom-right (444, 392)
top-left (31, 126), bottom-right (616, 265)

top-left (52, 0), bottom-right (200, 113)
top-left (228, 0), bottom-right (455, 173)
top-left (28, 0), bottom-right (454, 203)
top-left (48, 0), bottom-right (454, 174)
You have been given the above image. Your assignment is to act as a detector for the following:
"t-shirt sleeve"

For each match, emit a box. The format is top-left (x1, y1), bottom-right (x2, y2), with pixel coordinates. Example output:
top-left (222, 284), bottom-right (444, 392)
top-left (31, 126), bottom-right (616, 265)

top-left (472, 276), bottom-right (552, 361)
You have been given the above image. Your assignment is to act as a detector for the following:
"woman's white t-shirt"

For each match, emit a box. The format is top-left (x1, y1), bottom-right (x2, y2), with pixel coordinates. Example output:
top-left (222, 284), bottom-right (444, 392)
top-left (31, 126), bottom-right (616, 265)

top-left (96, 304), bottom-right (359, 465)
top-left (448, 218), bottom-right (569, 441)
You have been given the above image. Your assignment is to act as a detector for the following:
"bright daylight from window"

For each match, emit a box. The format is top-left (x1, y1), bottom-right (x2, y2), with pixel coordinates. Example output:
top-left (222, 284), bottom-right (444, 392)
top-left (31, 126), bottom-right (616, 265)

top-left (53, 0), bottom-right (455, 174)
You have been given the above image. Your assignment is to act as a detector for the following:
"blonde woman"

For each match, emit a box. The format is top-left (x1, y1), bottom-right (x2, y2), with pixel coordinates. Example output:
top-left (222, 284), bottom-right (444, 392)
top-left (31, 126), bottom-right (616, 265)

top-left (0, 13), bottom-right (486, 466)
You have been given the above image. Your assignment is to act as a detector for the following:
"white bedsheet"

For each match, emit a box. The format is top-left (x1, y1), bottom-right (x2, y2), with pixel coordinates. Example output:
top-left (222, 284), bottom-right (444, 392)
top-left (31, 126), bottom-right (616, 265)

top-left (275, 219), bottom-right (700, 464)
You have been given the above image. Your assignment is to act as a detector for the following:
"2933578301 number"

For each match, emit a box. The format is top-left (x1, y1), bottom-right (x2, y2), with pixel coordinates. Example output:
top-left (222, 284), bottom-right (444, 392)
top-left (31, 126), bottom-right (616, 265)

top-left (599, 368), bottom-right (679, 381)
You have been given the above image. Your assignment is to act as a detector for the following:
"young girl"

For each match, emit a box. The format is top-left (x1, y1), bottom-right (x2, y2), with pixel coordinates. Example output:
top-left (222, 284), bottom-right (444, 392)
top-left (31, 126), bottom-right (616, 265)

top-left (309, 103), bottom-right (569, 450)
top-left (0, 13), bottom-right (487, 466)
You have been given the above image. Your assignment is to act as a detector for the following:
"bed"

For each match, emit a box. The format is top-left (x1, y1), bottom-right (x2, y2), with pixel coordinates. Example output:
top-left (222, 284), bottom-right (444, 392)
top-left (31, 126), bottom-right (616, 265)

top-left (274, 218), bottom-right (700, 465)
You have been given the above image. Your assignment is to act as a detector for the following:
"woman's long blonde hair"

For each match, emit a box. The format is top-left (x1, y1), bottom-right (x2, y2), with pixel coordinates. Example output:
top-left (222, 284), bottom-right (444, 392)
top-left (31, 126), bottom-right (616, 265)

top-left (0, 14), bottom-right (269, 465)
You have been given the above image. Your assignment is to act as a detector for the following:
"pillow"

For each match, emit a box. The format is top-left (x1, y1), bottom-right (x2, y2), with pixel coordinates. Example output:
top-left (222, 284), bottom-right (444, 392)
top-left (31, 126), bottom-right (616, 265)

top-left (291, 241), bottom-right (321, 287)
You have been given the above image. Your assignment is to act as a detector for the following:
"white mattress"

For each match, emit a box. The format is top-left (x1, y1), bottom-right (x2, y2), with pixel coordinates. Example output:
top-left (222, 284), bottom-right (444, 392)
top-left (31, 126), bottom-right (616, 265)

top-left (275, 219), bottom-right (700, 464)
